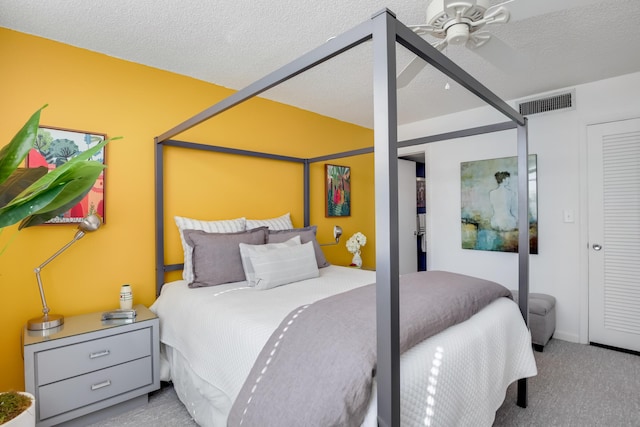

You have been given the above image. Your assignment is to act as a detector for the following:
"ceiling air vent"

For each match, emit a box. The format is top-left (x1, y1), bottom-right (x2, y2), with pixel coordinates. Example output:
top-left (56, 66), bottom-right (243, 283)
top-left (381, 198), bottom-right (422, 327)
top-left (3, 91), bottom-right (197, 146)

top-left (518, 90), bottom-right (575, 116)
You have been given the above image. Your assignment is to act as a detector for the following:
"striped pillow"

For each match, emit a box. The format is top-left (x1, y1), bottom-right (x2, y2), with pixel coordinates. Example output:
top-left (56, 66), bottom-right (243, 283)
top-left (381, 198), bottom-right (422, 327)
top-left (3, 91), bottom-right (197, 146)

top-left (239, 236), bottom-right (301, 286)
top-left (250, 241), bottom-right (319, 290)
top-left (175, 216), bottom-right (246, 283)
top-left (245, 212), bottom-right (293, 231)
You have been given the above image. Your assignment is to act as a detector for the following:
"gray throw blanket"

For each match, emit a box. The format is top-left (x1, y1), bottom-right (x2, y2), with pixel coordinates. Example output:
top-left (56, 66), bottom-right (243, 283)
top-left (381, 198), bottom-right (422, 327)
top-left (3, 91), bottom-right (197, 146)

top-left (227, 270), bottom-right (512, 427)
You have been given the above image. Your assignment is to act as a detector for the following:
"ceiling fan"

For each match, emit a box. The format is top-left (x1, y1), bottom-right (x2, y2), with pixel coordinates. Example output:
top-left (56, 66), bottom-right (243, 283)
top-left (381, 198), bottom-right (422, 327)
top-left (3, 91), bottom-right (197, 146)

top-left (398, 0), bottom-right (512, 88)
top-left (398, 0), bottom-right (608, 88)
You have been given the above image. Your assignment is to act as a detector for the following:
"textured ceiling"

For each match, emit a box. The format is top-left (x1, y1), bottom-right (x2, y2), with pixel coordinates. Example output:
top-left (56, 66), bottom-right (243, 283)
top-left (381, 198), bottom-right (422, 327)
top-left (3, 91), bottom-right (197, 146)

top-left (2, 0), bottom-right (640, 128)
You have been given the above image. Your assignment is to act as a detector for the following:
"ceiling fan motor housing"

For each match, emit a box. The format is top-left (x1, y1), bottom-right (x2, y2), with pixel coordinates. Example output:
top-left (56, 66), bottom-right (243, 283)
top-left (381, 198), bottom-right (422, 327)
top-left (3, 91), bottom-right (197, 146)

top-left (445, 23), bottom-right (470, 45)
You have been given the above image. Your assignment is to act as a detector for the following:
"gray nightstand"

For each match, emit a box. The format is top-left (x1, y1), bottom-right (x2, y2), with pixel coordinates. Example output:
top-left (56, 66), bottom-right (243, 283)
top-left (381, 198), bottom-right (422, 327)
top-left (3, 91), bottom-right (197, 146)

top-left (23, 304), bottom-right (160, 427)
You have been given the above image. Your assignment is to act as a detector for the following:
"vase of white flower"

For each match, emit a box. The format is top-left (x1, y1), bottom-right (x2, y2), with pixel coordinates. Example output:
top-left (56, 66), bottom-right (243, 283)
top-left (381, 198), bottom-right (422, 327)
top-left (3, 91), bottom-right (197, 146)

top-left (351, 251), bottom-right (363, 268)
top-left (346, 232), bottom-right (366, 268)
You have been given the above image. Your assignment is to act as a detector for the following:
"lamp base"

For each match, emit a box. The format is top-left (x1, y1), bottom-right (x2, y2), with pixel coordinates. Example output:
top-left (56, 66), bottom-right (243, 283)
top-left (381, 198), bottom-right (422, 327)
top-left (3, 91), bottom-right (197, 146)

top-left (27, 313), bottom-right (64, 331)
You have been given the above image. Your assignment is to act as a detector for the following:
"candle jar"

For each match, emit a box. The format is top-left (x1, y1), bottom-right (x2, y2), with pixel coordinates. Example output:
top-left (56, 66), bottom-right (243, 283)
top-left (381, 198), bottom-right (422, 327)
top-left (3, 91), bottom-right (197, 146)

top-left (119, 284), bottom-right (133, 310)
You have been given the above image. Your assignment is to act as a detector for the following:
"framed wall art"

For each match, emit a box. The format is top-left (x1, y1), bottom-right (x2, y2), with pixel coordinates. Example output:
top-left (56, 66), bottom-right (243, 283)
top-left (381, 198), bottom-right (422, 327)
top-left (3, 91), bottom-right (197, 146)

top-left (26, 126), bottom-right (106, 224)
top-left (325, 164), bottom-right (351, 217)
top-left (460, 154), bottom-right (538, 254)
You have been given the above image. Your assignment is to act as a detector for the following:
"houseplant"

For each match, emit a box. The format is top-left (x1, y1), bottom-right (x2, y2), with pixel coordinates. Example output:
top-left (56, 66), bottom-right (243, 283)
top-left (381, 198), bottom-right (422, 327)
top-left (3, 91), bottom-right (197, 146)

top-left (0, 105), bottom-right (120, 241)
top-left (0, 391), bottom-right (35, 426)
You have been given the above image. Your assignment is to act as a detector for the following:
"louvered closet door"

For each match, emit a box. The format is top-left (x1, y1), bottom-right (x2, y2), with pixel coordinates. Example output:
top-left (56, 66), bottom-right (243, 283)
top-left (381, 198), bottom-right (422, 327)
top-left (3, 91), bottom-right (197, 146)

top-left (588, 117), bottom-right (640, 352)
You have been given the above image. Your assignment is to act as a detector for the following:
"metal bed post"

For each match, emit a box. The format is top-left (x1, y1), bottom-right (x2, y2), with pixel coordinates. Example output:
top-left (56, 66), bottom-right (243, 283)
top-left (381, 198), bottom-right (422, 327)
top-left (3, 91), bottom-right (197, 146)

top-left (372, 9), bottom-right (401, 427)
top-left (516, 118), bottom-right (530, 408)
top-left (303, 160), bottom-right (310, 227)
top-left (154, 137), bottom-right (166, 296)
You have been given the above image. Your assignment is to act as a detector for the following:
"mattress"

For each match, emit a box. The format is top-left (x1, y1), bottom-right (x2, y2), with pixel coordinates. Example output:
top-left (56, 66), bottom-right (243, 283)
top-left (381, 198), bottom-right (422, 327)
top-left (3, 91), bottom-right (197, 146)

top-left (150, 266), bottom-right (536, 426)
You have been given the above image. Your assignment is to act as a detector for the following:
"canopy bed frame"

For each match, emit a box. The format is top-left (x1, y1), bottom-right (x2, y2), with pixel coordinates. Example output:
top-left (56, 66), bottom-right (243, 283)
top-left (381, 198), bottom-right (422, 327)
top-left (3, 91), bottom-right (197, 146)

top-left (154, 9), bottom-right (530, 427)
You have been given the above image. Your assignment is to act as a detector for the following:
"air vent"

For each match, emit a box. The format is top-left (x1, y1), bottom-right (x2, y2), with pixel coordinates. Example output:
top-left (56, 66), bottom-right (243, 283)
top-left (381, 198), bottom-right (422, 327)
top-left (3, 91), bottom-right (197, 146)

top-left (518, 90), bottom-right (575, 116)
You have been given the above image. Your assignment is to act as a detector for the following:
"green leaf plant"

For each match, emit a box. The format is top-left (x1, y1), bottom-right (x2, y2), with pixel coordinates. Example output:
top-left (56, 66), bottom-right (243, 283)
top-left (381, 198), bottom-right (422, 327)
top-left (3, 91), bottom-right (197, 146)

top-left (0, 105), bottom-right (121, 234)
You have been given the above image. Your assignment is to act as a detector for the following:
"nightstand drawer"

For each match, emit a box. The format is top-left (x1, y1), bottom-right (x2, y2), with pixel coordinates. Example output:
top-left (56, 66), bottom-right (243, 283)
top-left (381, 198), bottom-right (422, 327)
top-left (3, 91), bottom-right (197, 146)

top-left (36, 327), bottom-right (151, 385)
top-left (38, 356), bottom-right (152, 420)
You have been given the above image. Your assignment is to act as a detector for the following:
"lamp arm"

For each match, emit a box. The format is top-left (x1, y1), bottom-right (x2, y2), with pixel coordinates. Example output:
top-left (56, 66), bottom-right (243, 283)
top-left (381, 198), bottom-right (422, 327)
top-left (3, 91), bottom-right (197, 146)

top-left (319, 225), bottom-right (343, 246)
top-left (34, 231), bottom-right (85, 316)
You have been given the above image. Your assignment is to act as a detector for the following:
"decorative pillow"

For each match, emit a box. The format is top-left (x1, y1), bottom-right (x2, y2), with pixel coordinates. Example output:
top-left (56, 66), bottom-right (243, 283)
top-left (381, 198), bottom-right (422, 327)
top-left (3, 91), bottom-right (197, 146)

top-left (245, 212), bottom-right (293, 231)
top-left (183, 227), bottom-right (268, 288)
top-left (250, 241), bottom-right (320, 290)
top-left (268, 226), bottom-right (330, 268)
top-left (175, 216), bottom-right (246, 283)
top-left (239, 236), bottom-right (301, 286)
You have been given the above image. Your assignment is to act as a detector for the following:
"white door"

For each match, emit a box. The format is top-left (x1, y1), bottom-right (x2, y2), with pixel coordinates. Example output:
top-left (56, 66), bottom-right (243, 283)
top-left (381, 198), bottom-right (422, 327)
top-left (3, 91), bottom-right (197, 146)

top-left (587, 117), bottom-right (640, 352)
top-left (398, 159), bottom-right (417, 274)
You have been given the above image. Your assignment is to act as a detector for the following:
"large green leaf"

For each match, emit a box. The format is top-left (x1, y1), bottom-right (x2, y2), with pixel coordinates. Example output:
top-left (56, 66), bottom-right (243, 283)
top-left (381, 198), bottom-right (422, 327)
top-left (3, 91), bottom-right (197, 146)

top-left (19, 193), bottom-right (87, 229)
top-left (0, 161), bottom-right (106, 229)
top-left (0, 185), bottom-right (65, 228)
top-left (30, 162), bottom-right (105, 214)
top-left (14, 136), bottom-right (117, 202)
top-left (0, 167), bottom-right (47, 208)
top-left (0, 105), bottom-right (46, 186)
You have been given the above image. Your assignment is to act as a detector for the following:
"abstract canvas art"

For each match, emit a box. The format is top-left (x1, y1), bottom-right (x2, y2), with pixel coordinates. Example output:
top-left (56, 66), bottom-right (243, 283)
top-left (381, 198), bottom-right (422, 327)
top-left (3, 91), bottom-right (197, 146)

top-left (325, 164), bottom-right (351, 217)
top-left (460, 155), bottom-right (538, 253)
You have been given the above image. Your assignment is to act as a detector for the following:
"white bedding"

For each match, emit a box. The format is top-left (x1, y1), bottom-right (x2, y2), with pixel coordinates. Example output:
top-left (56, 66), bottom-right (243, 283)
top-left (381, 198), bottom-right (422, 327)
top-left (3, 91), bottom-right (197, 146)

top-left (150, 266), bottom-right (536, 426)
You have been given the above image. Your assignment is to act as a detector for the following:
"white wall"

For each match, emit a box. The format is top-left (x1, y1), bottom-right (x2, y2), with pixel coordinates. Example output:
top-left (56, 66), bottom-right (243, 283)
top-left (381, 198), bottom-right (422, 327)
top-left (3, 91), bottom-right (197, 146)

top-left (398, 71), bottom-right (640, 343)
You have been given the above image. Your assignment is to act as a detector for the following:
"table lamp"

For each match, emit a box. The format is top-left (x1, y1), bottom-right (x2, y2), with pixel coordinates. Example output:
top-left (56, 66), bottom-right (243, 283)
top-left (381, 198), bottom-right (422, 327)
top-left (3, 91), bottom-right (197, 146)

top-left (27, 214), bottom-right (102, 331)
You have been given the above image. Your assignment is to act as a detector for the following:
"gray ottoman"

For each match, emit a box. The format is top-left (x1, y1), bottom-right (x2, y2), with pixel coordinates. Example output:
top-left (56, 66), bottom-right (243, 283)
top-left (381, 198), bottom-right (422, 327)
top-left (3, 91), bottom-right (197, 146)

top-left (511, 291), bottom-right (556, 352)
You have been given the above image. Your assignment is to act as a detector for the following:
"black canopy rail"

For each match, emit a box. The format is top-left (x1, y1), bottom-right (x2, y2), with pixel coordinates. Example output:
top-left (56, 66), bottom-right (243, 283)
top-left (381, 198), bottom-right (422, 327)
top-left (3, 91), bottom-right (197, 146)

top-left (154, 8), bottom-right (530, 426)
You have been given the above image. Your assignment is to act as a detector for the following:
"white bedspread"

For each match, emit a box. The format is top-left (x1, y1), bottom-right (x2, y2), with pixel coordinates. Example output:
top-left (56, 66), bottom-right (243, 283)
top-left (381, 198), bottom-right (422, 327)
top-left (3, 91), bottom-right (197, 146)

top-left (151, 266), bottom-right (536, 426)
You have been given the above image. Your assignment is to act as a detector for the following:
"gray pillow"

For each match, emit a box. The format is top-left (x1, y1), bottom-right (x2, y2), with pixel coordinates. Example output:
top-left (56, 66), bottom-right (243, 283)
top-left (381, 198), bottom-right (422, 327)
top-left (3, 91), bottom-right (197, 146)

top-left (267, 225), bottom-right (330, 268)
top-left (183, 227), bottom-right (268, 288)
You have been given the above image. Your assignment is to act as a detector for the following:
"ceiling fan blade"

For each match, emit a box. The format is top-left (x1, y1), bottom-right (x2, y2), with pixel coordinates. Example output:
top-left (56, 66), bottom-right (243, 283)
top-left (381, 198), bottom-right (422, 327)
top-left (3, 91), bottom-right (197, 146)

top-left (470, 33), bottom-right (531, 75)
top-left (397, 57), bottom-right (427, 89)
top-left (397, 40), bottom-right (448, 88)
top-left (487, 0), bottom-right (605, 22)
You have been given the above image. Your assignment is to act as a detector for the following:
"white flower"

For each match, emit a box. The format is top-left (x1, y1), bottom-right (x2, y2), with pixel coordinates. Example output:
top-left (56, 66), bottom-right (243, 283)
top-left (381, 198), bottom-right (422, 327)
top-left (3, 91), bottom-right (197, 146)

top-left (346, 232), bottom-right (367, 254)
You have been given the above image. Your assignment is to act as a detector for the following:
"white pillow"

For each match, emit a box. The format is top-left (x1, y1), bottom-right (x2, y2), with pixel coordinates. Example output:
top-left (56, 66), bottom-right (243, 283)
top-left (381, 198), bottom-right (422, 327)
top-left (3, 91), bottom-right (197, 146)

top-left (174, 216), bottom-right (246, 283)
top-left (245, 212), bottom-right (293, 231)
top-left (250, 241), bottom-right (319, 290)
top-left (239, 236), bottom-right (301, 286)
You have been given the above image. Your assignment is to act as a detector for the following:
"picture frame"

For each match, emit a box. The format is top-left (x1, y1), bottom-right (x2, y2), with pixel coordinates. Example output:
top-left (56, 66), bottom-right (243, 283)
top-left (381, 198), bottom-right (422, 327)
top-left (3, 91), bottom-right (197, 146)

top-left (26, 126), bottom-right (106, 224)
top-left (325, 164), bottom-right (351, 217)
top-left (460, 154), bottom-right (538, 254)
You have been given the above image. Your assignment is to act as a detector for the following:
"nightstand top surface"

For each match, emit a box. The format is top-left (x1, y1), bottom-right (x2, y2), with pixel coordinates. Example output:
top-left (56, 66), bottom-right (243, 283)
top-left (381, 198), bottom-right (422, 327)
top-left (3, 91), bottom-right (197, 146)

top-left (23, 304), bottom-right (157, 346)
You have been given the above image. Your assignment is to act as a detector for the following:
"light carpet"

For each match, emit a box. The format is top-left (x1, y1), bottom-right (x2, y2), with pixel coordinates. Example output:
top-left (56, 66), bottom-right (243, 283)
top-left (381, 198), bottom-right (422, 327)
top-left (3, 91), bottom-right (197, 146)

top-left (90, 339), bottom-right (640, 426)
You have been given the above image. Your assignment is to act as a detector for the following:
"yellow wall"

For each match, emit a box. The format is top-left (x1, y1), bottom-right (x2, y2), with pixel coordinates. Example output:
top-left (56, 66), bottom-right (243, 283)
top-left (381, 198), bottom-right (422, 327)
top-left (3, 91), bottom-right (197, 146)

top-left (0, 28), bottom-right (375, 390)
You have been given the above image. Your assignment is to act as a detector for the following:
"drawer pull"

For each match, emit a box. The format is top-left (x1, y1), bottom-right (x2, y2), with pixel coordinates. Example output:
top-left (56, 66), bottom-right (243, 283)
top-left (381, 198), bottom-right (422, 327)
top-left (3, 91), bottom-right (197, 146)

top-left (90, 380), bottom-right (111, 391)
top-left (89, 350), bottom-right (110, 359)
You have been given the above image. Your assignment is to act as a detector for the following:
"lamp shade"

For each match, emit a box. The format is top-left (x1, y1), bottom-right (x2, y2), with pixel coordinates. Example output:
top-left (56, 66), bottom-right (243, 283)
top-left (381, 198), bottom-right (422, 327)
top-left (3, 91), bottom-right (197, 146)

top-left (79, 214), bottom-right (102, 232)
top-left (333, 225), bottom-right (343, 242)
